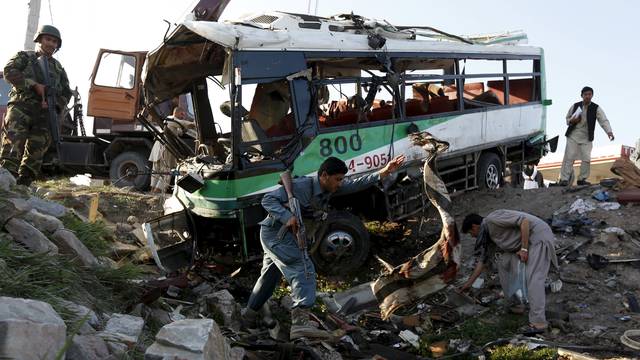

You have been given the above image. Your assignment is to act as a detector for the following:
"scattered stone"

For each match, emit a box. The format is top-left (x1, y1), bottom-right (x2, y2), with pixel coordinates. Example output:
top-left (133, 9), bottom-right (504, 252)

top-left (50, 229), bottom-right (99, 267)
top-left (27, 196), bottom-right (68, 218)
top-left (132, 248), bottom-right (152, 264)
top-left (204, 290), bottom-right (240, 330)
top-left (191, 282), bottom-right (214, 297)
top-left (568, 313), bottom-right (594, 322)
top-left (313, 345), bottom-right (343, 360)
top-left (65, 335), bottom-right (110, 360)
top-left (20, 209), bottom-right (64, 234)
top-left (99, 313), bottom-right (144, 349)
top-left (110, 241), bottom-right (139, 258)
top-left (116, 222), bottom-right (135, 233)
top-left (4, 218), bottom-right (58, 254)
top-left (0, 197), bottom-right (32, 225)
top-left (106, 341), bottom-right (128, 357)
top-left (58, 299), bottom-right (101, 334)
top-left (166, 285), bottom-right (181, 298)
top-left (145, 319), bottom-right (231, 360)
top-left (582, 325), bottom-right (608, 338)
top-left (0, 296), bottom-right (66, 360)
top-left (97, 256), bottom-right (117, 269)
top-left (149, 308), bottom-right (173, 327)
top-left (126, 215), bottom-right (138, 225)
top-left (0, 168), bottom-right (16, 191)
top-left (230, 347), bottom-right (247, 360)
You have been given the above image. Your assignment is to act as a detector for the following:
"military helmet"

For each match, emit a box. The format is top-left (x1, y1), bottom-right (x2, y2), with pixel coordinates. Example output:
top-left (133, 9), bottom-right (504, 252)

top-left (33, 25), bottom-right (62, 49)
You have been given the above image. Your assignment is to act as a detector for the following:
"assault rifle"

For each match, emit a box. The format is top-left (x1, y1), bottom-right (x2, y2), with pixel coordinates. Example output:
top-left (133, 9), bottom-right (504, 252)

top-left (38, 56), bottom-right (61, 155)
top-left (279, 170), bottom-right (312, 279)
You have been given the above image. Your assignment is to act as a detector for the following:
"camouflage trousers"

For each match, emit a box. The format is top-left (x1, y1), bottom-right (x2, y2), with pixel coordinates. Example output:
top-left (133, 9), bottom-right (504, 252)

top-left (0, 105), bottom-right (51, 179)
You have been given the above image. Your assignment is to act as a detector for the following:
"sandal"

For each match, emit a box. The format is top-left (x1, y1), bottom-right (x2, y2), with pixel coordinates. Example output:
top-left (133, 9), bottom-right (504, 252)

top-left (520, 325), bottom-right (547, 336)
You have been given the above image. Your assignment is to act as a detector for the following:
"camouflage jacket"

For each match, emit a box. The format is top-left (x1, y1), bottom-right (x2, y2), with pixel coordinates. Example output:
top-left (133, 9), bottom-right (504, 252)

top-left (3, 50), bottom-right (72, 114)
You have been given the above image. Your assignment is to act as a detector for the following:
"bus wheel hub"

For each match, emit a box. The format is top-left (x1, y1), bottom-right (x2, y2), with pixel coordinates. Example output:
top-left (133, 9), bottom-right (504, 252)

top-left (319, 230), bottom-right (353, 259)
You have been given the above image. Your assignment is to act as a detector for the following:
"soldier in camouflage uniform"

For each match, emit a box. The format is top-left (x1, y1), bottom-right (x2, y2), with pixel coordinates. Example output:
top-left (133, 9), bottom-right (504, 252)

top-left (0, 25), bottom-right (72, 186)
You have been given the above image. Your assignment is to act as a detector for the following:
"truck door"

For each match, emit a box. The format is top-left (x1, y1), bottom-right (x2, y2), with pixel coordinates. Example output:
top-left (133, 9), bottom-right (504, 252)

top-left (87, 50), bottom-right (146, 124)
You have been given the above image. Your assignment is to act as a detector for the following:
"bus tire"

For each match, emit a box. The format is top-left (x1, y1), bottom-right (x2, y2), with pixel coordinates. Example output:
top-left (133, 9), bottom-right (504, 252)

top-left (311, 211), bottom-right (370, 275)
top-left (477, 152), bottom-right (502, 190)
top-left (109, 151), bottom-right (151, 191)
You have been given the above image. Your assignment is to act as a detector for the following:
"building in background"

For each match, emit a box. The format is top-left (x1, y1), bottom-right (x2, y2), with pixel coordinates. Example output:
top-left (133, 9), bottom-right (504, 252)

top-left (538, 144), bottom-right (635, 185)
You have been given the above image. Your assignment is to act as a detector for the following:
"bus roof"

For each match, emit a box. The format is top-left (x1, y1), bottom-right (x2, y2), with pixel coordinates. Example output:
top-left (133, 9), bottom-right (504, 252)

top-left (183, 11), bottom-right (542, 57)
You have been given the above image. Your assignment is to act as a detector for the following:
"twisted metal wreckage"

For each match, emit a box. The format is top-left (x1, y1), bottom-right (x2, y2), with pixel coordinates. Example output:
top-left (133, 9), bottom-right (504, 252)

top-left (373, 131), bottom-right (462, 319)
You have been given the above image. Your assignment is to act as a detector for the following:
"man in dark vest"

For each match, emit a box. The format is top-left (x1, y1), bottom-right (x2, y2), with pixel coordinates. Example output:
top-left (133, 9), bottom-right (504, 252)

top-left (557, 86), bottom-right (614, 186)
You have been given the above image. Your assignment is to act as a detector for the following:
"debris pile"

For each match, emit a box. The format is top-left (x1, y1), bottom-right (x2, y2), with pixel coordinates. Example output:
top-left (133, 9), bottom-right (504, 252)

top-left (2, 163), bottom-right (640, 359)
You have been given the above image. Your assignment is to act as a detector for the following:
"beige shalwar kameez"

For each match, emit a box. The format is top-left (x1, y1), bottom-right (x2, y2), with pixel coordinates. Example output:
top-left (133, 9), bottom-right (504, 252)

top-left (483, 210), bottom-right (558, 326)
top-left (560, 103), bottom-right (612, 182)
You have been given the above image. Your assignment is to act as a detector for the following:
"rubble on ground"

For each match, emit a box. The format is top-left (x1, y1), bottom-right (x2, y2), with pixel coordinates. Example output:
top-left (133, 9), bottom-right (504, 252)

top-left (2, 169), bottom-right (640, 359)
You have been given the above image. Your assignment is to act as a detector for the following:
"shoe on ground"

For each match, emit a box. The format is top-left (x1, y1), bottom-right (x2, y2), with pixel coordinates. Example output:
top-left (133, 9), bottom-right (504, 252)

top-left (577, 180), bottom-right (591, 186)
top-left (550, 180), bottom-right (569, 187)
top-left (520, 324), bottom-right (547, 336)
top-left (290, 307), bottom-right (334, 340)
top-left (241, 307), bottom-right (261, 330)
top-left (241, 305), bottom-right (277, 331)
top-left (509, 304), bottom-right (527, 315)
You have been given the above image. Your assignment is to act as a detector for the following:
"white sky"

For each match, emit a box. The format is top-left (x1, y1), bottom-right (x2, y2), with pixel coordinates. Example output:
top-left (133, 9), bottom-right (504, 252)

top-left (2, 0), bottom-right (638, 156)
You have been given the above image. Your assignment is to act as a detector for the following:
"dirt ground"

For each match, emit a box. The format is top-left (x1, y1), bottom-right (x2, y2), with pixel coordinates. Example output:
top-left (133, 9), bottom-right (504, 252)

top-left (436, 185), bottom-right (640, 354)
top-left (31, 178), bottom-right (640, 358)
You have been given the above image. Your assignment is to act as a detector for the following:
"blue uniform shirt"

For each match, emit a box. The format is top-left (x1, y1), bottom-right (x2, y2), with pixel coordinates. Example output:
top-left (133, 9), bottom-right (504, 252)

top-left (259, 172), bottom-right (381, 228)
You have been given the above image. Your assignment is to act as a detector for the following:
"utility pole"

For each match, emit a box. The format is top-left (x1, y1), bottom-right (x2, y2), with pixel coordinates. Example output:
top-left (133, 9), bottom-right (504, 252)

top-left (24, 0), bottom-right (42, 51)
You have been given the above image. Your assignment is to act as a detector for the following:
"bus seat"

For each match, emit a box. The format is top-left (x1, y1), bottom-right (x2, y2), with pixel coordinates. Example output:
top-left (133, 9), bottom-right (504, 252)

top-left (325, 109), bottom-right (364, 126)
top-left (265, 113), bottom-right (295, 138)
top-left (264, 113), bottom-right (296, 150)
top-left (368, 105), bottom-right (394, 122)
top-left (241, 118), bottom-right (273, 155)
top-left (405, 98), bottom-right (429, 117)
top-left (372, 99), bottom-right (390, 109)
top-left (444, 82), bottom-right (485, 100)
top-left (472, 90), bottom-right (502, 105)
top-left (487, 78), bottom-right (533, 104)
top-left (427, 97), bottom-right (456, 114)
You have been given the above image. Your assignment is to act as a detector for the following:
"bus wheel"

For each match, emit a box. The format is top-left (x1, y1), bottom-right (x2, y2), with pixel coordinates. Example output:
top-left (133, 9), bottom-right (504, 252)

top-left (477, 152), bottom-right (502, 190)
top-left (311, 211), bottom-right (370, 275)
top-left (109, 151), bottom-right (151, 191)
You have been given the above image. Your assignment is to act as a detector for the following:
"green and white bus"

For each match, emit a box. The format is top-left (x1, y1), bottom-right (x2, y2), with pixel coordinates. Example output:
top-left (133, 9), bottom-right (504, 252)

top-left (141, 9), bottom-right (554, 274)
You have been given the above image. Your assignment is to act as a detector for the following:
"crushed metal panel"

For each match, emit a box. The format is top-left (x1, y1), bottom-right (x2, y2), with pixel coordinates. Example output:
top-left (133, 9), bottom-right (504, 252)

top-left (143, 25), bottom-right (227, 104)
top-left (143, 210), bottom-right (193, 273)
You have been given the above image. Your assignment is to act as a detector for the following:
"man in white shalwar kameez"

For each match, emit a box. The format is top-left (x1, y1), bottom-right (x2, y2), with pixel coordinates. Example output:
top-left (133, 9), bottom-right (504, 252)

top-left (149, 107), bottom-right (192, 193)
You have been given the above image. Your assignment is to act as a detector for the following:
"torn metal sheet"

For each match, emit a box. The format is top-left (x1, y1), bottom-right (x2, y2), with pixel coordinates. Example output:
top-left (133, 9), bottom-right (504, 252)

top-left (372, 133), bottom-right (461, 320)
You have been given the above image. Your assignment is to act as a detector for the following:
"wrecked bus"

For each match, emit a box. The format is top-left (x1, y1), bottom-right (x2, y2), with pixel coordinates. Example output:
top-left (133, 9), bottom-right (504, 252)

top-left (142, 9), bottom-right (554, 275)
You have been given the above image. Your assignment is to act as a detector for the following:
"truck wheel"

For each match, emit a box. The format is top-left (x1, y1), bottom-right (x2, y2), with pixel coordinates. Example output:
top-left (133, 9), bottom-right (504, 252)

top-left (109, 151), bottom-right (151, 191)
top-left (311, 211), bottom-right (370, 275)
top-left (477, 152), bottom-right (502, 190)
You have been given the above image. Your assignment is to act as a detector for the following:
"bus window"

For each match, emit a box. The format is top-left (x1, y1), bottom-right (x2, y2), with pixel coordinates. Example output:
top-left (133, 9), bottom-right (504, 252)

top-left (314, 70), bottom-right (396, 128)
top-left (239, 79), bottom-right (295, 161)
top-left (397, 58), bottom-right (459, 117)
top-left (500, 59), bottom-right (539, 104)
top-left (460, 59), bottom-right (505, 109)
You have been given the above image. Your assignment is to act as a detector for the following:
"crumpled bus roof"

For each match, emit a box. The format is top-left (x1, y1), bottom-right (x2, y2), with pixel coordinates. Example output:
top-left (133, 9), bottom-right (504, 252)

top-left (143, 10), bottom-right (542, 104)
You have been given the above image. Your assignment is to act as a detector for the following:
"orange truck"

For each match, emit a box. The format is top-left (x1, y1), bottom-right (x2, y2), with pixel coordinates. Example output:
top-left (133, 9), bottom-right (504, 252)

top-left (27, 0), bottom-right (227, 190)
